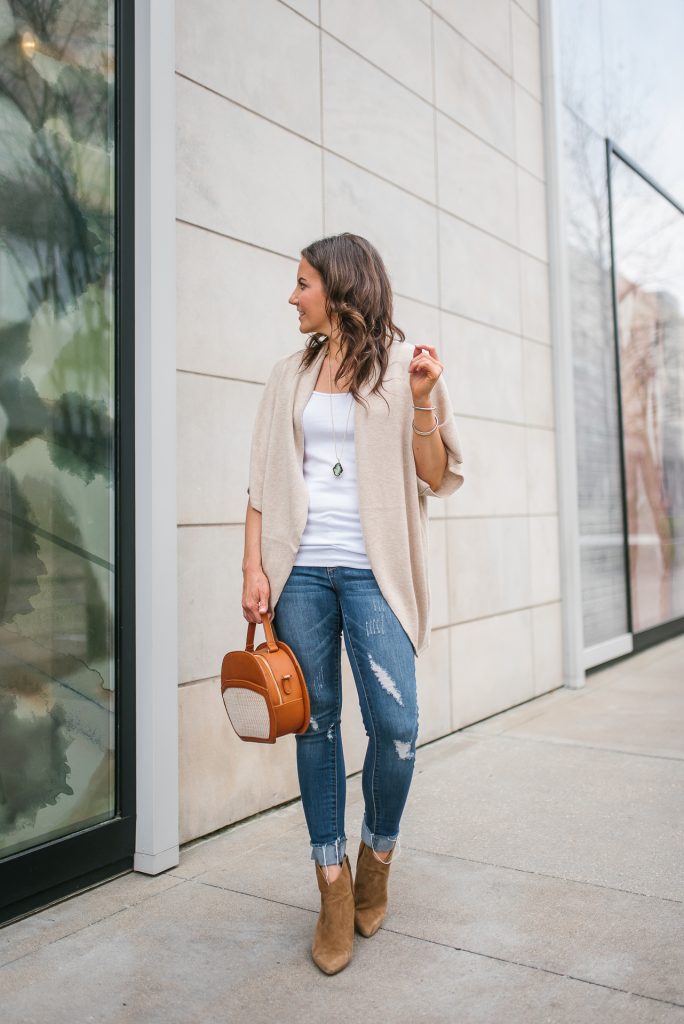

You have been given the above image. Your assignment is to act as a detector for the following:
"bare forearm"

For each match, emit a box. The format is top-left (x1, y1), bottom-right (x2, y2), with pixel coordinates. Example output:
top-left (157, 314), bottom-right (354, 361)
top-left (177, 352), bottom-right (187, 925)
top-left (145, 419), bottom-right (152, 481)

top-left (243, 499), bottom-right (263, 572)
top-left (412, 407), bottom-right (447, 491)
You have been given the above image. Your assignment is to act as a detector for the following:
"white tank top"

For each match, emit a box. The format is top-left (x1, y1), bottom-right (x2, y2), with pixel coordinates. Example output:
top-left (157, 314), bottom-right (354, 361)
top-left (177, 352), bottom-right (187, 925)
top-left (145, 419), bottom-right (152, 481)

top-left (293, 390), bottom-right (372, 568)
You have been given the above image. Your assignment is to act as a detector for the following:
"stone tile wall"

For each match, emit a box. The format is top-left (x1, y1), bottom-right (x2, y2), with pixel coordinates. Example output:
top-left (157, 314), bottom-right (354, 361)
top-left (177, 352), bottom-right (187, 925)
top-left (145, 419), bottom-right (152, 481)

top-left (175, 0), bottom-right (560, 843)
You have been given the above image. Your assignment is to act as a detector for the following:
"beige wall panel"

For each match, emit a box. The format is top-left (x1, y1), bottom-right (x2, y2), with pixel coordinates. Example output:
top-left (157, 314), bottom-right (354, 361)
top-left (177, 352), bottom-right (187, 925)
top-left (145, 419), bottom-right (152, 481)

top-left (177, 374), bottom-right (259, 526)
top-left (283, 0), bottom-right (318, 21)
top-left (450, 608), bottom-right (535, 730)
top-left (445, 417), bottom-right (527, 519)
top-left (511, 2), bottom-right (542, 99)
top-left (532, 601), bottom-right (564, 696)
top-left (178, 524), bottom-right (247, 685)
top-left (176, 0), bottom-right (321, 141)
top-left (514, 83), bottom-right (545, 179)
top-left (517, 167), bottom-right (548, 261)
top-left (177, 76), bottom-right (322, 255)
top-left (525, 426), bottom-right (559, 515)
top-left (441, 313), bottom-right (525, 424)
top-left (322, 34), bottom-right (435, 202)
top-left (431, 0), bottom-right (512, 73)
top-left (393, 294), bottom-right (441, 347)
top-left (433, 17), bottom-right (515, 156)
top-left (522, 338), bottom-right (554, 427)
top-left (325, 152), bottom-right (439, 306)
top-left (174, 0), bottom-right (554, 840)
top-left (428, 517), bottom-right (450, 628)
top-left (177, 223), bottom-right (301, 382)
top-left (529, 515), bottom-right (561, 605)
top-left (520, 252), bottom-right (551, 344)
top-left (321, 0), bottom-right (433, 101)
top-left (447, 517), bottom-right (531, 621)
top-left (440, 212), bottom-right (521, 333)
top-left (437, 112), bottom-right (517, 245)
top-left (514, 0), bottom-right (539, 24)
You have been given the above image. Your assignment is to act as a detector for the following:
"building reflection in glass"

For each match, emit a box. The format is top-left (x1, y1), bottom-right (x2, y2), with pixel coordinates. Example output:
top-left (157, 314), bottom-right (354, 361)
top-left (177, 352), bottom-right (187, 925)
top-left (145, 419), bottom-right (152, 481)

top-left (559, 0), bottom-right (684, 652)
top-left (610, 154), bottom-right (684, 630)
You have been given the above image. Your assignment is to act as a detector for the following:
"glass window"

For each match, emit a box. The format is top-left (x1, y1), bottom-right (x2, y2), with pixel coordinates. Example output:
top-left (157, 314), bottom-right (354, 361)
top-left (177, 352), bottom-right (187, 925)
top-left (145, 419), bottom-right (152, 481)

top-left (562, 108), bottom-right (629, 648)
top-left (609, 152), bottom-right (684, 630)
top-left (558, 0), bottom-right (684, 653)
top-left (0, 2), bottom-right (116, 857)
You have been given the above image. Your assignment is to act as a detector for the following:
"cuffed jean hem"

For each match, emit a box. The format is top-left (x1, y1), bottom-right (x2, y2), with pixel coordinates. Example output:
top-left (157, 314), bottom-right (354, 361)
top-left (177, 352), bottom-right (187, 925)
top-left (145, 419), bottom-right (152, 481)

top-left (310, 835), bottom-right (347, 867)
top-left (361, 815), bottom-right (399, 852)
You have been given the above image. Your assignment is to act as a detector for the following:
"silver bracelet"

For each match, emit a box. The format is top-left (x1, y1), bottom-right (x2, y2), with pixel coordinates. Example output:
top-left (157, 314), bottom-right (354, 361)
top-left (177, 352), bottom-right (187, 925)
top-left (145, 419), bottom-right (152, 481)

top-left (412, 413), bottom-right (441, 436)
top-left (412, 404), bottom-right (435, 411)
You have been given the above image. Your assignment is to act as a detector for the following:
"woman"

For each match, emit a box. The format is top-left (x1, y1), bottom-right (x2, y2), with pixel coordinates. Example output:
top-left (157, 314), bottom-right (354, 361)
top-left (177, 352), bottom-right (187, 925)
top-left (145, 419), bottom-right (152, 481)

top-left (241, 233), bottom-right (464, 975)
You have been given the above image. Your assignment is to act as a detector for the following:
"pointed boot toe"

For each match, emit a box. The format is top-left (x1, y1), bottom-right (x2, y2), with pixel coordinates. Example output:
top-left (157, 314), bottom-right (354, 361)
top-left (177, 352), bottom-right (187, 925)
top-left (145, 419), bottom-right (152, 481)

top-left (311, 854), bottom-right (355, 974)
top-left (353, 839), bottom-right (393, 937)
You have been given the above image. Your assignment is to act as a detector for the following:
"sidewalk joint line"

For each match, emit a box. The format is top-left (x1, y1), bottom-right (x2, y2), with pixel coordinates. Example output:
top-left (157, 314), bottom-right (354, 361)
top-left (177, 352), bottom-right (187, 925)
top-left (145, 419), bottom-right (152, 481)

top-left (376, 923), bottom-right (684, 1009)
top-left (397, 845), bottom-right (683, 904)
top-left (471, 730), bottom-right (684, 763)
top-left (0, 877), bottom-right (188, 972)
top-left (187, 876), bottom-right (684, 1009)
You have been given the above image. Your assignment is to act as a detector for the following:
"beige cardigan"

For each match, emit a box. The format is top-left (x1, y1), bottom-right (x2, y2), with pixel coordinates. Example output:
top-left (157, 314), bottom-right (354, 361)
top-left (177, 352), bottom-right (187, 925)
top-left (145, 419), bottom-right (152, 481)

top-left (247, 340), bottom-right (465, 656)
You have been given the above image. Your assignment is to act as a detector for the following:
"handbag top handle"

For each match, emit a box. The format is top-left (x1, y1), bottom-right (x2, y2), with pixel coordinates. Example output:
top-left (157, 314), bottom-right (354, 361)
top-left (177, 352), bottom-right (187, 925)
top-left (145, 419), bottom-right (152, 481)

top-left (245, 615), bottom-right (279, 654)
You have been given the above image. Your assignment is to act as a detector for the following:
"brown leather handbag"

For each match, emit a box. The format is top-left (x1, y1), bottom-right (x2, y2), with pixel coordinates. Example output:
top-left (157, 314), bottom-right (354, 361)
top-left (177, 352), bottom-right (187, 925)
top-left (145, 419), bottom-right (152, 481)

top-left (220, 615), bottom-right (311, 743)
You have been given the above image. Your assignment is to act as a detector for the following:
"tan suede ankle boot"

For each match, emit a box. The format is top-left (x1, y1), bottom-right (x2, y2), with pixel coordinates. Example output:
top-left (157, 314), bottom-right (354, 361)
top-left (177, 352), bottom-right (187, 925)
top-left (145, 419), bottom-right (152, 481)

top-left (353, 839), bottom-right (394, 937)
top-left (311, 853), bottom-right (355, 974)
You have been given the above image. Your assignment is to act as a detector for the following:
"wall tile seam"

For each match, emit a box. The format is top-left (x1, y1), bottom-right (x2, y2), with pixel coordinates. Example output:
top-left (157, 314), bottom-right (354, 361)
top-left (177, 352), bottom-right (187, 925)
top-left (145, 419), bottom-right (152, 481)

top-left (430, 9), bottom-right (453, 727)
top-left (178, 513), bottom-right (562, 530)
top-left (176, 368), bottom-right (265, 386)
top-left (176, 172), bottom-right (550, 268)
top-left (509, 0), bottom-right (535, 667)
top-left (512, 1), bottom-right (540, 27)
top-left (315, 0), bottom-right (531, 103)
top-left (318, 0), bottom-right (325, 233)
top-left (177, 600), bottom-right (563, 687)
top-left (177, 157), bottom-right (550, 264)
top-left (174, 378), bottom-right (558, 431)
top-left (174, 220), bottom-right (552, 340)
top-left (276, 0), bottom-right (319, 28)
top-left (426, 5), bottom-right (530, 87)
top-left (175, 65), bottom-right (547, 189)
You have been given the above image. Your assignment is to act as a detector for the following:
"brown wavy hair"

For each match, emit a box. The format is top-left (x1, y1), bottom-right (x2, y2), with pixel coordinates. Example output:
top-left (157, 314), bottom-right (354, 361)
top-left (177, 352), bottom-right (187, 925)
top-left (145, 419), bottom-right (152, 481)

top-left (297, 232), bottom-right (406, 411)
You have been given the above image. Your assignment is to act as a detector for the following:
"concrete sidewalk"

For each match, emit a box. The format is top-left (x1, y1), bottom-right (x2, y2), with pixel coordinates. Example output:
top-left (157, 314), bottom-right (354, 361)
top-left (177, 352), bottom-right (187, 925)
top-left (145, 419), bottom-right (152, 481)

top-left (2, 636), bottom-right (683, 1023)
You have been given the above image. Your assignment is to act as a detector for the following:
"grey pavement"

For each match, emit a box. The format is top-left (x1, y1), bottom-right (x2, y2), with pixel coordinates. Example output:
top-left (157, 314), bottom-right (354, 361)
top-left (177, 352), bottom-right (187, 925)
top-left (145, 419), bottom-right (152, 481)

top-left (2, 636), bottom-right (683, 1023)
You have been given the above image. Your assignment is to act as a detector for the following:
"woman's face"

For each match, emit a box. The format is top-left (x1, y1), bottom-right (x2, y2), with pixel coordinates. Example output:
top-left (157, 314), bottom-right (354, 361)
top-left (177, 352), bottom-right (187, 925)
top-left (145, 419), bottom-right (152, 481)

top-left (288, 257), bottom-right (335, 336)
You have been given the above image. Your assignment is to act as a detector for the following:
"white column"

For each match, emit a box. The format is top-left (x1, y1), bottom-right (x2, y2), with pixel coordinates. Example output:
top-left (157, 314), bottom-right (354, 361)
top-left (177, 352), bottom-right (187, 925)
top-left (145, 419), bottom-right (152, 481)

top-left (539, 0), bottom-right (586, 689)
top-left (133, 0), bottom-right (179, 872)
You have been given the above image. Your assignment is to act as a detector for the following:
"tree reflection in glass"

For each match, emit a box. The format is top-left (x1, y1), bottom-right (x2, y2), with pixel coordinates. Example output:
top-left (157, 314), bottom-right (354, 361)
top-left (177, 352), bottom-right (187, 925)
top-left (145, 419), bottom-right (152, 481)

top-left (0, 0), bottom-right (116, 857)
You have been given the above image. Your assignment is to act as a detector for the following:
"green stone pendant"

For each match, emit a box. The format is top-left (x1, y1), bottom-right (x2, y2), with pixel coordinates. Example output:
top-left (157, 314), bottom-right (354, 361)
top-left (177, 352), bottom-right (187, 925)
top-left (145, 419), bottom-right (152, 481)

top-left (332, 461), bottom-right (343, 477)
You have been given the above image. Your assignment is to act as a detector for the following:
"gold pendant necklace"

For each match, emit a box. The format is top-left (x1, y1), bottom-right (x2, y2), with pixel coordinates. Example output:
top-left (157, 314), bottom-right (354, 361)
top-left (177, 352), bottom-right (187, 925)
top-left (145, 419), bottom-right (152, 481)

top-left (328, 346), bottom-right (353, 477)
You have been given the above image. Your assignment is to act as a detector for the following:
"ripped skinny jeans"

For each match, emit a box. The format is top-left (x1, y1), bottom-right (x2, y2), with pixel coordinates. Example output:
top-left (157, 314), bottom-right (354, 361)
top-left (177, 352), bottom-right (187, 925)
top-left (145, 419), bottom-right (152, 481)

top-left (272, 565), bottom-right (419, 869)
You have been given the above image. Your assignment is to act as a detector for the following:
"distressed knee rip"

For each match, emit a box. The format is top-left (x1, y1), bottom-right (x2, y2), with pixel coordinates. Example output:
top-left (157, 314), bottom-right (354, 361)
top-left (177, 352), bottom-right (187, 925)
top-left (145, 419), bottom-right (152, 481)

top-left (307, 716), bottom-right (336, 741)
top-left (367, 652), bottom-right (404, 706)
top-left (393, 739), bottom-right (415, 760)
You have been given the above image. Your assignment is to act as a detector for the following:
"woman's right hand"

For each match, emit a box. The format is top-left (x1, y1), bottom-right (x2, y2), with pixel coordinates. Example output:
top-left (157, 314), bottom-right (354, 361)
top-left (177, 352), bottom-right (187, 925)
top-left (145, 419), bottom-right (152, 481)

top-left (242, 566), bottom-right (272, 623)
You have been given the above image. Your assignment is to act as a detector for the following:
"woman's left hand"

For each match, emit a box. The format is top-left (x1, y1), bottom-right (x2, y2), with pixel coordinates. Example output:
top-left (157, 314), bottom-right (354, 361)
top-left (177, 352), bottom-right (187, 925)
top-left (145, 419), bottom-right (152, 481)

top-left (408, 344), bottom-right (444, 404)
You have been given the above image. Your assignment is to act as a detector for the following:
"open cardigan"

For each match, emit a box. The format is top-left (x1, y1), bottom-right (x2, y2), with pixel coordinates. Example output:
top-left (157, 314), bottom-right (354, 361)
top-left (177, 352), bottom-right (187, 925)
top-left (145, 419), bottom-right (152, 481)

top-left (247, 339), bottom-right (465, 656)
